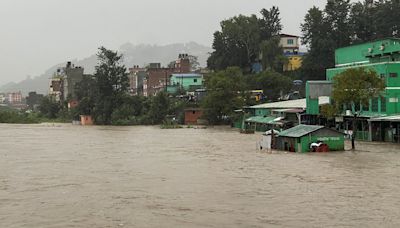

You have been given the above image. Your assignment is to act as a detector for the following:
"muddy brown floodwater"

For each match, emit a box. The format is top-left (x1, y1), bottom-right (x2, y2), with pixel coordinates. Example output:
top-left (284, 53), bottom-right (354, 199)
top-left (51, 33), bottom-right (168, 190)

top-left (0, 124), bottom-right (400, 228)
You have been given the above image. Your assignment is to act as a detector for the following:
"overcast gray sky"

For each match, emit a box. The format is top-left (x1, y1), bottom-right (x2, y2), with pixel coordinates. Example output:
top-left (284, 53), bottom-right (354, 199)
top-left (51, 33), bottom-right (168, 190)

top-left (0, 0), bottom-right (350, 86)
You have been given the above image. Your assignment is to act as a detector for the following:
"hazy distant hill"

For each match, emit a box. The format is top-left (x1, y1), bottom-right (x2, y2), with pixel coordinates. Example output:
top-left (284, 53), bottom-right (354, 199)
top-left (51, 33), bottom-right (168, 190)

top-left (0, 42), bottom-right (211, 95)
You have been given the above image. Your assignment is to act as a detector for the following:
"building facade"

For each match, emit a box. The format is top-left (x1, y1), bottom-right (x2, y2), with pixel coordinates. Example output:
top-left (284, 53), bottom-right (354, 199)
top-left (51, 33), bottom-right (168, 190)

top-left (7, 92), bottom-right (23, 104)
top-left (144, 66), bottom-right (174, 96)
top-left (49, 62), bottom-right (85, 102)
top-left (306, 38), bottom-right (400, 143)
top-left (167, 73), bottom-right (203, 94)
top-left (280, 34), bottom-right (300, 54)
top-left (174, 54), bottom-right (191, 73)
top-left (142, 54), bottom-right (192, 96)
top-left (280, 34), bottom-right (304, 71)
top-left (128, 65), bottom-right (147, 96)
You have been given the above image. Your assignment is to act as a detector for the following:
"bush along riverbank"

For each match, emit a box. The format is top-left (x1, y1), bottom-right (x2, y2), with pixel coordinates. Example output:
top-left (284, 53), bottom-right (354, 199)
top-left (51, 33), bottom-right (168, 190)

top-left (0, 111), bottom-right (42, 124)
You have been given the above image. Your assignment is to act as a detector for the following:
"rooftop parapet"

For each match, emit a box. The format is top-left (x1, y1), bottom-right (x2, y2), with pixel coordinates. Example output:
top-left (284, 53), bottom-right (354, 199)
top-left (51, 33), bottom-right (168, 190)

top-left (335, 38), bottom-right (400, 67)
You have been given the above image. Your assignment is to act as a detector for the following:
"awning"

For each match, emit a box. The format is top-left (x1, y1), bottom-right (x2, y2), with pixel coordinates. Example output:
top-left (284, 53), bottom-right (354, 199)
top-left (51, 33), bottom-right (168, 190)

top-left (369, 115), bottom-right (400, 122)
top-left (272, 108), bottom-right (304, 113)
top-left (245, 116), bottom-right (284, 125)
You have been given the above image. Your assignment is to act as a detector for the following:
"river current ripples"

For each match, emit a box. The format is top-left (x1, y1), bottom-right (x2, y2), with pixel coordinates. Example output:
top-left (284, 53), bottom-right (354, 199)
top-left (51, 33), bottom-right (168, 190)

top-left (0, 124), bottom-right (400, 227)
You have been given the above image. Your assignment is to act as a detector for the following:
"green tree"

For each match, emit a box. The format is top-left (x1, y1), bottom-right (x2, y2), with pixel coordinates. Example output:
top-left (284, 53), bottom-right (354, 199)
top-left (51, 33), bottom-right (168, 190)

top-left (325, 0), bottom-right (352, 48)
top-left (207, 6), bottom-right (283, 72)
top-left (75, 75), bottom-right (97, 116)
top-left (188, 55), bottom-right (200, 71)
top-left (374, 0), bottom-right (400, 39)
top-left (330, 68), bottom-right (385, 150)
top-left (26, 92), bottom-right (44, 110)
top-left (260, 37), bottom-right (287, 72)
top-left (301, 7), bottom-right (335, 80)
top-left (207, 31), bottom-right (230, 71)
top-left (350, 1), bottom-right (376, 42)
top-left (201, 67), bottom-right (247, 124)
top-left (221, 14), bottom-right (261, 69)
top-left (259, 6), bottom-right (282, 40)
top-left (93, 47), bottom-right (129, 124)
top-left (147, 92), bottom-right (170, 124)
top-left (253, 70), bottom-right (293, 101)
top-left (110, 95), bottom-right (144, 125)
top-left (38, 96), bottom-right (61, 119)
top-left (301, 1), bottom-right (353, 81)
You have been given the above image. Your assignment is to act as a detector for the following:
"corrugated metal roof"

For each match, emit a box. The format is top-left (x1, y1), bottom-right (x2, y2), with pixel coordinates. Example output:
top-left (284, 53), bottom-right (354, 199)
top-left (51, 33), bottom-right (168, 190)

top-left (245, 116), bottom-right (285, 125)
top-left (278, 125), bottom-right (324, 138)
top-left (272, 109), bottom-right (304, 113)
top-left (369, 115), bottom-right (400, 122)
top-left (246, 116), bottom-right (276, 124)
top-left (250, 97), bottom-right (330, 109)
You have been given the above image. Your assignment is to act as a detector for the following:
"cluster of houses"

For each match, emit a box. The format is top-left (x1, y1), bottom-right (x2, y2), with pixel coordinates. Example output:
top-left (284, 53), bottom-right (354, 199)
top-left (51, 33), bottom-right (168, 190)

top-left (237, 37), bottom-right (400, 152)
top-left (128, 54), bottom-right (206, 97)
top-left (48, 54), bottom-right (208, 125)
top-left (0, 91), bottom-right (26, 109)
top-left (9, 34), bottom-right (400, 152)
top-left (49, 54), bottom-right (207, 100)
top-left (0, 91), bottom-right (46, 111)
top-left (0, 92), bottom-right (23, 104)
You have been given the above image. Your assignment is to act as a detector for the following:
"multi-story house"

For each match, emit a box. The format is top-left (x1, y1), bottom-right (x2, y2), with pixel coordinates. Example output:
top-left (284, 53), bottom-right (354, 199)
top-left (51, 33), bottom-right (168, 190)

top-left (280, 34), bottom-right (305, 72)
top-left (167, 73), bottom-right (203, 94)
top-left (143, 54), bottom-right (192, 96)
top-left (128, 65), bottom-right (147, 96)
top-left (7, 92), bottom-right (23, 104)
top-left (49, 62), bottom-right (85, 102)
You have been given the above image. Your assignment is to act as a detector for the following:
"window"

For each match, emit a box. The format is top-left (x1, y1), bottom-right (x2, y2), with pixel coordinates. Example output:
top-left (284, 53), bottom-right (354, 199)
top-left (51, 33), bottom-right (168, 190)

top-left (381, 97), bottom-right (386, 112)
top-left (372, 98), bottom-right (379, 112)
top-left (194, 79), bottom-right (197, 83)
top-left (287, 39), bottom-right (294, 45)
top-left (354, 102), bottom-right (361, 112)
top-left (362, 103), bottom-right (369, 112)
top-left (380, 73), bottom-right (385, 78)
top-left (389, 73), bottom-right (398, 78)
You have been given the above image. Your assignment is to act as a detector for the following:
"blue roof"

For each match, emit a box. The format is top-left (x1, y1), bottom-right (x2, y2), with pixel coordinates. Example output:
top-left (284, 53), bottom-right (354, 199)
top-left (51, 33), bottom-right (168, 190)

top-left (171, 73), bottom-right (202, 78)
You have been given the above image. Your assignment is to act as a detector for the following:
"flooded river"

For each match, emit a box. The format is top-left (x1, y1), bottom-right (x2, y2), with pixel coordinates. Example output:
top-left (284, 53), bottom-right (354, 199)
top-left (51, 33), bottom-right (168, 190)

top-left (1, 124), bottom-right (400, 228)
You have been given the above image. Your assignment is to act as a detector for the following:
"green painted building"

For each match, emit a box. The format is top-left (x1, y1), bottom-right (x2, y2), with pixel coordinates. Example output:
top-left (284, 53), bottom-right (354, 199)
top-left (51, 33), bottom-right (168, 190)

top-left (306, 38), bottom-right (400, 143)
top-left (328, 38), bottom-right (400, 116)
top-left (167, 73), bottom-right (203, 93)
top-left (277, 125), bottom-right (345, 153)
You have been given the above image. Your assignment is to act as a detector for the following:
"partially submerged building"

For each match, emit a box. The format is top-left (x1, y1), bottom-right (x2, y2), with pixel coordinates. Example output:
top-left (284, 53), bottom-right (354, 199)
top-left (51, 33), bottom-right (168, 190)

top-left (184, 108), bottom-right (204, 125)
top-left (237, 97), bottom-right (330, 132)
top-left (276, 125), bottom-right (345, 153)
top-left (306, 38), bottom-right (400, 143)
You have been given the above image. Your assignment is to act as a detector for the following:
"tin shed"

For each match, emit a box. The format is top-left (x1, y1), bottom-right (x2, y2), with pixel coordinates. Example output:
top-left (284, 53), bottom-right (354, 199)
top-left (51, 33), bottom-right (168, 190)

top-left (277, 125), bottom-right (345, 153)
